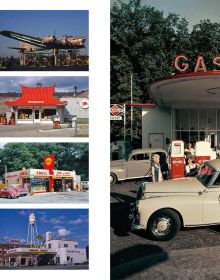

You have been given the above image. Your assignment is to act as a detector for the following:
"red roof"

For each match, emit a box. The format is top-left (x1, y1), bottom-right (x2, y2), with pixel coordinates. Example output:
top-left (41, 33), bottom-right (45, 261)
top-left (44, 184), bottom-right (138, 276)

top-left (5, 84), bottom-right (67, 107)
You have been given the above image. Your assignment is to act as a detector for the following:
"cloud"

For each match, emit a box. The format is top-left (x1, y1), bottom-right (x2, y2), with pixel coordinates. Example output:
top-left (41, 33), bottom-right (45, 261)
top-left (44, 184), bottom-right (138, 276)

top-left (57, 228), bottom-right (71, 237)
top-left (53, 225), bottom-right (64, 229)
top-left (69, 218), bottom-right (83, 225)
top-left (18, 210), bottom-right (27, 216)
top-left (48, 218), bottom-right (63, 225)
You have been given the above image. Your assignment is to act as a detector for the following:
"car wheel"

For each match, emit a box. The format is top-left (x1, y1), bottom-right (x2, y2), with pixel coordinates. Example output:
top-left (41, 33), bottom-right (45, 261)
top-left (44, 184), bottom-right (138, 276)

top-left (110, 173), bottom-right (117, 185)
top-left (147, 209), bottom-right (181, 241)
top-left (7, 195), bottom-right (11, 199)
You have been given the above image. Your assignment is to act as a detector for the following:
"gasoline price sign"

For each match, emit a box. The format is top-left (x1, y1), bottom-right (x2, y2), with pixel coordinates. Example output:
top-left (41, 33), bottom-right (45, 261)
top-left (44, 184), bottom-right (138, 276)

top-left (110, 104), bottom-right (124, 120)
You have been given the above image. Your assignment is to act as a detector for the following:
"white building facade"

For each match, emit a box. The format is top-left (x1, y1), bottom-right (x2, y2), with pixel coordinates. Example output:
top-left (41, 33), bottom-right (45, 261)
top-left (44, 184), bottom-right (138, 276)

top-left (45, 232), bottom-right (87, 265)
top-left (142, 72), bottom-right (220, 150)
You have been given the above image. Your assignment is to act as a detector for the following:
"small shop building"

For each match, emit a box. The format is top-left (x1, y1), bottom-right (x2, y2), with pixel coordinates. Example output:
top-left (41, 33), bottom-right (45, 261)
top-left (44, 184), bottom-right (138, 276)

top-left (142, 71), bottom-right (220, 151)
top-left (45, 232), bottom-right (87, 265)
top-left (6, 247), bottom-right (56, 267)
top-left (4, 84), bottom-right (67, 124)
top-left (5, 168), bottom-right (76, 193)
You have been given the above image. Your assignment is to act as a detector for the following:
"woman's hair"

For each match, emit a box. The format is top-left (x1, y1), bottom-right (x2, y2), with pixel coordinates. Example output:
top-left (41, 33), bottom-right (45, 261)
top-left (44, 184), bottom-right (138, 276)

top-left (152, 154), bottom-right (160, 161)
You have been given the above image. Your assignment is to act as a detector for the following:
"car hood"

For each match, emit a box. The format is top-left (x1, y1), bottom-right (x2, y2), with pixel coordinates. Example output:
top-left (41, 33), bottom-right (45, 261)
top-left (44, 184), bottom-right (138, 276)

top-left (142, 177), bottom-right (205, 194)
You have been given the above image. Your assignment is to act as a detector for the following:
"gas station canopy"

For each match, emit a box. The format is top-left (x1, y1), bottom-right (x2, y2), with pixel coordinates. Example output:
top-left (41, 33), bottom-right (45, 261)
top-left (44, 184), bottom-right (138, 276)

top-left (149, 71), bottom-right (220, 107)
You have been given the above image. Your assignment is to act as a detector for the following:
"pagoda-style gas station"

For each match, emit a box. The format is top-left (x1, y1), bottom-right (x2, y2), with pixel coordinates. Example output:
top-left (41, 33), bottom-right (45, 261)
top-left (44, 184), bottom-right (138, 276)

top-left (4, 84), bottom-right (67, 125)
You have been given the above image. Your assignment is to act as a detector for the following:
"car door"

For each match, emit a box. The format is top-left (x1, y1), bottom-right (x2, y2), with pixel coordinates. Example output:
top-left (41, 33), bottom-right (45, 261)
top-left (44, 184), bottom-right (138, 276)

top-left (0, 188), bottom-right (6, 197)
top-left (202, 187), bottom-right (220, 224)
top-left (126, 152), bottom-right (151, 179)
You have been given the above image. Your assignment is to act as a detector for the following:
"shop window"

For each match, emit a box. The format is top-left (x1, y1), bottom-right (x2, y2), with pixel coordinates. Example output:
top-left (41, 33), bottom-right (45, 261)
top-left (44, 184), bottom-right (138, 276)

top-left (217, 110), bottom-right (220, 129)
top-left (199, 109), bottom-right (207, 130)
top-left (175, 110), bottom-right (181, 130)
top-left (207, 109), bottom-right (216, 130)
top-left (41, 109), bottom-right (56, 120)
top-left (180, 110), bottom-right (189, 130)
top-left (18, 109), bottom-right (33, 119)
top-left (189, 110), bottom-right (198, 130)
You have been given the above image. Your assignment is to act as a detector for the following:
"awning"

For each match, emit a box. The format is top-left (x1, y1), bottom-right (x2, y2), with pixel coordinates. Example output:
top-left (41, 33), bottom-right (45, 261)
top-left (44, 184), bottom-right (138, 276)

top-left (5, 84), bottom-right (67, 107)
top-left (149, 71), bottom-right (220, 108)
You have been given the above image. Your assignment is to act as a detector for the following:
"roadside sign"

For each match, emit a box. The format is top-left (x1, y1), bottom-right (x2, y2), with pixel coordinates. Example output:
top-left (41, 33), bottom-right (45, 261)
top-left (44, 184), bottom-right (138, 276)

top-left (110, 104), bottom-right (124, 120)
top-left (80, 99), bottom-right (89, 109)
top-left (110, 115), bottom-right (123, 120)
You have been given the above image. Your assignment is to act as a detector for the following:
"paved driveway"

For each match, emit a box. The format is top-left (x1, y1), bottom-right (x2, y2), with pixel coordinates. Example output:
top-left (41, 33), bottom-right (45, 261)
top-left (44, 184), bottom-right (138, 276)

top-left (0, 191), bottom-right (88, 204)
top-left (0, 124), bottom-right (88, 137)
top-left (111, 180), bottom-right (220, 279)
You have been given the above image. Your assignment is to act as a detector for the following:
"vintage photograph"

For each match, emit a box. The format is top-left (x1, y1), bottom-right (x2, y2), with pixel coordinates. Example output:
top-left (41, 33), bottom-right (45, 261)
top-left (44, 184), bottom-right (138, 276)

top-left (0, 76), bottom-right (89, 137)
top-left (0, 142), bottom-right (88, 203)
top-left (111, 0), bottom-right (220, 279)
top-left (0, 10), bottom-right (88, 71)
top-left (0, 209), bottom-right (88, 269)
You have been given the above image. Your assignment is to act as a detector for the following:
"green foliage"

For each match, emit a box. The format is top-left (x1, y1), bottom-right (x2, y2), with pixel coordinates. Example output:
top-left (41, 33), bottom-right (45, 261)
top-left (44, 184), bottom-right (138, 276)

top-left (111, 0), bottom-right (220, 142)
top-left (0, 143), bottom-right (89, 180)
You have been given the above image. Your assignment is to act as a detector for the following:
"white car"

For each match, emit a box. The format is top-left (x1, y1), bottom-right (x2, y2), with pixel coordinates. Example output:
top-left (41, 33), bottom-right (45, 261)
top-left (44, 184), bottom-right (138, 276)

top-left (110, 148), bottom-right (168, 185)
top-left (130, 159), bottom-right (220, 241)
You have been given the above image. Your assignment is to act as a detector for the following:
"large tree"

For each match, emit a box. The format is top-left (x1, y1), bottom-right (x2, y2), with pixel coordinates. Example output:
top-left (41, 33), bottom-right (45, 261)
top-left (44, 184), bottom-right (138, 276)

top-left (111, 0), bottom-right (191, 143)
top-left (0, 143), bottom-right (89, 180)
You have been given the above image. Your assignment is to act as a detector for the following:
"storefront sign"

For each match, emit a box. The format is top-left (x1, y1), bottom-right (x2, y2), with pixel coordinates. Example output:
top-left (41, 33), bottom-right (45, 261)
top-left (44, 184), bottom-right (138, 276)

top-left (19, 170), bottom-right (29, 177)
top-left (174, 55), bottom-right (220, 73)
top-left (53, 170), bottom-right (75, 177)
top-left (30, 169), bottom-right (50, 177)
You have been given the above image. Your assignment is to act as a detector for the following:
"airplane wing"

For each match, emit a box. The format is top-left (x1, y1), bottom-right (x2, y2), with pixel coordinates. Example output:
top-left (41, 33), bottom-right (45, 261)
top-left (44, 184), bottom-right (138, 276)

top-left (0, 30), bottom-right (46, 48)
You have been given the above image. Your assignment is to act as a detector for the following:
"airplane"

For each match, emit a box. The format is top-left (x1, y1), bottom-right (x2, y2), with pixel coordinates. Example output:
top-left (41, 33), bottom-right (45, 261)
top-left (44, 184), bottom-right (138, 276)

top-left (0, 30), bottom-right (86, 50)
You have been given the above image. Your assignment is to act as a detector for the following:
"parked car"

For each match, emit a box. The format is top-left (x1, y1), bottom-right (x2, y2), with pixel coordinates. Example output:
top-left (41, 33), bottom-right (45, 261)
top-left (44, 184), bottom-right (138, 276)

top-left (81, 181), bottom-right (89, 191)
top-left (129, 159), bottom-right (220, 241)
top-left (0, 187), bottom-right (19, 199)
top-left (8, 184), bottom-right (28, 197)
top-left (110, 148), bottom-right (168, 184)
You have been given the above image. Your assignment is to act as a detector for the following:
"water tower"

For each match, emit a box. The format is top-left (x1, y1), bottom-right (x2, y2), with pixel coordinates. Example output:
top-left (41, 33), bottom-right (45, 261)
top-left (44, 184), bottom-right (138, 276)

top-left (27, 213), bottom-right (39, 246)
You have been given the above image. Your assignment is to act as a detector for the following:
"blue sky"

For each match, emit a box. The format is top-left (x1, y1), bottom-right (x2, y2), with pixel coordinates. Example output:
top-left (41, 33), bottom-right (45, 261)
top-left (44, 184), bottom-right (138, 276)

top-left (0, 76), bottom-right (88, 93)
top-left (111, 0), bottom-right (220, 30)
top-left (0, 209), bottom-right (88, 248)
top-left (0, 10), bottom-right (88, 57)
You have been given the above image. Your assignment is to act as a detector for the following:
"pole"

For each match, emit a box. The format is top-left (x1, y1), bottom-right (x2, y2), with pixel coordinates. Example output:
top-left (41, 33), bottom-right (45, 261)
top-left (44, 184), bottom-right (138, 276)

top-left (124, 103), bottom-right (126, 142)
top-left (5, 165), bottom-right (7, 187)
top-left (131, 74), bottom-right (133, 142)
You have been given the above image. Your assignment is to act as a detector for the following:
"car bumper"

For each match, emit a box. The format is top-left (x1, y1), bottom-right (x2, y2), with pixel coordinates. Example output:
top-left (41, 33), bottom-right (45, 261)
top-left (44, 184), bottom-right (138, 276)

top-left (129, 202), bottom-right (145, 231)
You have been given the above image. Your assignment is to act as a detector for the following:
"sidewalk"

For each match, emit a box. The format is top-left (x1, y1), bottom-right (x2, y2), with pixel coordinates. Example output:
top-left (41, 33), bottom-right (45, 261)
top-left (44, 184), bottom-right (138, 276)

top-left (0, 124), bottom-right (88, 137)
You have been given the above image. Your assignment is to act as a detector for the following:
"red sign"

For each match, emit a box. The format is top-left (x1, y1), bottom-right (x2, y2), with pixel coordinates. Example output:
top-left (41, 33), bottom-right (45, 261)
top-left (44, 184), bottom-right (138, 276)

top-left (110, 104), bottom-right (124, 116)
top-left (174, 55), bottom-right (220, 73)
top-left (43, 155), bottom-right (55, 171)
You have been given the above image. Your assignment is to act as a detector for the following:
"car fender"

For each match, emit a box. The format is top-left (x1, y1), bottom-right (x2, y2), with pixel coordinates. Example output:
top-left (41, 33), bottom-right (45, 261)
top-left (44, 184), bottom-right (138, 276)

top-left (111, 166), bottom-right (127, 181)
top-left (138, 194), bottom-right (203, 229)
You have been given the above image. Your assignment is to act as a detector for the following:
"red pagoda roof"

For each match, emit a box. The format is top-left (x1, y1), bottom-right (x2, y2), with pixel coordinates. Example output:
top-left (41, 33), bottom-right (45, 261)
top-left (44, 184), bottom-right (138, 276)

top-left (5, 84), bottom-right (67, 107)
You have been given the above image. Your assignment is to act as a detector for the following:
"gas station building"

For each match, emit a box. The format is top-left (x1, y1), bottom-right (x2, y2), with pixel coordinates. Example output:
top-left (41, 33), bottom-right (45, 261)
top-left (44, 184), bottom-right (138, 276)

top-left (4, 84), bottom-right (67, 124)
top-left (142, 72), bottom-right (220, 151)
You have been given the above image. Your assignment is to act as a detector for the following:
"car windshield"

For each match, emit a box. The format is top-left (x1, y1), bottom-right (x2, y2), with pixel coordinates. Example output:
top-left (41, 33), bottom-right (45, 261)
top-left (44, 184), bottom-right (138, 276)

top-left (197, 164), bottom-right (215, 187)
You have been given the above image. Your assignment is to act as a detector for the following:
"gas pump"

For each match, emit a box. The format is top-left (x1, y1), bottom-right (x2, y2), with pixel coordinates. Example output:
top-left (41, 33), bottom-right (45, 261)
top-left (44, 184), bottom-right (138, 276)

top-left (170, 140), bottom-right (184, 179)
top-left (195, 141), bottom-right (216, 166)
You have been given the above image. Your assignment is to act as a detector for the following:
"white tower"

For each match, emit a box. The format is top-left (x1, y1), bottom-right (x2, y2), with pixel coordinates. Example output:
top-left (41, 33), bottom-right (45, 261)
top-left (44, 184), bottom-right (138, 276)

top-left (27, 213), bottom-right (39, 246)
top-left (46, 232), bottom-right (52, 241)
